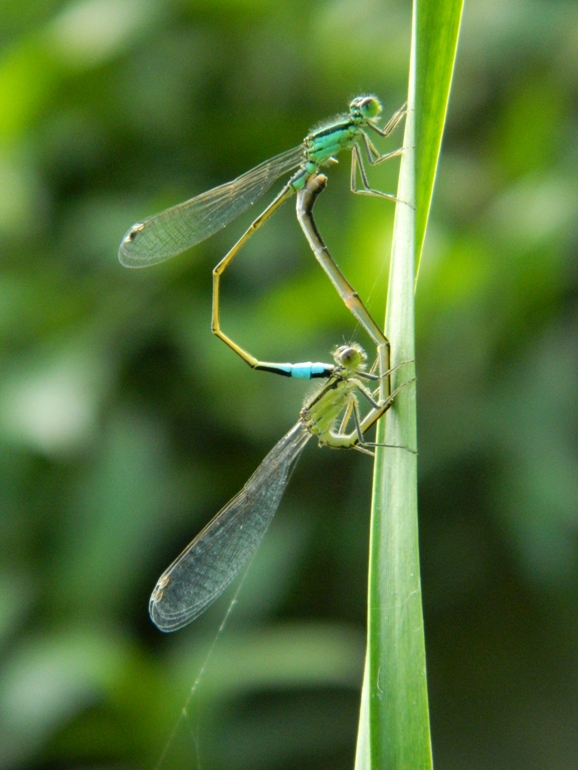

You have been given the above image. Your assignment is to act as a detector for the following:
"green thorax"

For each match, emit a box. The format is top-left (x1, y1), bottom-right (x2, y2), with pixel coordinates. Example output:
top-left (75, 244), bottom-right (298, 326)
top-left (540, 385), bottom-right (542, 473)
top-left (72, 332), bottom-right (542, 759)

top-left (300, 342), bottom-right (368, 446)
top-left (290, 95), bottom-right (382, 191)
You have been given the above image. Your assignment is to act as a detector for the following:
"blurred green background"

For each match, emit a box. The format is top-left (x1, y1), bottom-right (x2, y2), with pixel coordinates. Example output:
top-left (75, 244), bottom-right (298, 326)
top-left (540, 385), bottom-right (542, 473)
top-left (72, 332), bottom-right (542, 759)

top-left (1, 0), bottom-right (577, 768)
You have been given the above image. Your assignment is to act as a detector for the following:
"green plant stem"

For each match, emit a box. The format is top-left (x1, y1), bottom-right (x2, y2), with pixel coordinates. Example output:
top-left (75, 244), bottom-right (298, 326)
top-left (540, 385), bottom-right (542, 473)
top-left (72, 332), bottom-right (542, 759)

top-left (368, 34), bottom-right (431, 769)
top-left (355, 0), bottom-right (464, 767)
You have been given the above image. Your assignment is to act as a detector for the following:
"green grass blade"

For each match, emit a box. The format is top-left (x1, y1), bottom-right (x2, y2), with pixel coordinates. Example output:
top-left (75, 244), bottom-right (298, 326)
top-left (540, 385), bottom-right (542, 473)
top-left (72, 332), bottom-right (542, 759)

top-left (355, 0), bottom-right (464, 768)
top-left (415, 0), bottom-right (465, 275)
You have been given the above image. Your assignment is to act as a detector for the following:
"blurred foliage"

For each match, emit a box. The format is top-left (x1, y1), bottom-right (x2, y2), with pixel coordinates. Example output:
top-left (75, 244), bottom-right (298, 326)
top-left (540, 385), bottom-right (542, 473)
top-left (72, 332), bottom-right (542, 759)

top-left (0, 0), bottom-right (577, 769)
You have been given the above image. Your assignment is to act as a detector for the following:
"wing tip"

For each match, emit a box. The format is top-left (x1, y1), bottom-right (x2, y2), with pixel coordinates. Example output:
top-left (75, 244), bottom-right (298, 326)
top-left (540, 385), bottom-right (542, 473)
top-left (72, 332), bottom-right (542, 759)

top-left (149, 600), bottom-right (183, 633)
top-left (118, 223), bottom-right (147, 267)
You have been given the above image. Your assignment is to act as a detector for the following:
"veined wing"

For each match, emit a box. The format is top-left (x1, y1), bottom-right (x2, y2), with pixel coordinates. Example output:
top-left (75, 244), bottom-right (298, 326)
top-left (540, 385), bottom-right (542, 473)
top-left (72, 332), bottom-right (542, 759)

top-left (149, 422), bottom-right (310, 632)
top-left (119, 144), bottom-right (304, 268)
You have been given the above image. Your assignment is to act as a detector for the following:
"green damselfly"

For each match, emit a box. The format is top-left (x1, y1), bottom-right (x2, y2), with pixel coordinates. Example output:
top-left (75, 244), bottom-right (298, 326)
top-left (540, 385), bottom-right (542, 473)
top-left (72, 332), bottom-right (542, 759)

top-left (119, 98), bottom-right (405, 371)
top-left (149, 343), bottom-right (410, 632)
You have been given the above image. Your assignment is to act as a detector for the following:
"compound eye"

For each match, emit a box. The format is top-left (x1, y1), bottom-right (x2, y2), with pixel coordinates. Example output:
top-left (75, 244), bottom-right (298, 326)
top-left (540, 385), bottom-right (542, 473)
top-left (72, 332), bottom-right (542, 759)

top-left (337, 346), bottom-right (359, 366)
top-left (360, 96), bottom-right (382, 119)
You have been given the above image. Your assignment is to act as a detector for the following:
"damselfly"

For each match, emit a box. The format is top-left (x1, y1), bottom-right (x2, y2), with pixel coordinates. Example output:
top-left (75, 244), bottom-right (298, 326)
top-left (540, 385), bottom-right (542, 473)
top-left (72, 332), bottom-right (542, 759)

top-left (119, 98), bottom-right (405, 369)
top-left (149, 342), bottom-right (410, 632)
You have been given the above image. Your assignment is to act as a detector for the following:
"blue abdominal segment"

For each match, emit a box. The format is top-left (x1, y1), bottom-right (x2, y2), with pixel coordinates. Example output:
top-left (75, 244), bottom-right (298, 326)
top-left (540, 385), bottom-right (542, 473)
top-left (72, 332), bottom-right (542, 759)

top-left (256, 362), bottom-right (333, 378)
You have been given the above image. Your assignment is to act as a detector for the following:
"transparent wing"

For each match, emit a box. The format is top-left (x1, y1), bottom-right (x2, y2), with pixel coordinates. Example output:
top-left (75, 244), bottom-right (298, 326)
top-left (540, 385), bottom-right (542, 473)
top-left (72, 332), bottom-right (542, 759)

top-left (119, 144), bottom-right (304, 267)
top-left (149, 422), bottom-right (310, 631)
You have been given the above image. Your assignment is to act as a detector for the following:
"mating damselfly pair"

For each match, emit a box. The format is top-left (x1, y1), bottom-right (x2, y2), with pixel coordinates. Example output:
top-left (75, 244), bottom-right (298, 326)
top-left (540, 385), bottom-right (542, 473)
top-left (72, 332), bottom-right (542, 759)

top-left (119, 96), bottom-right (410, 631)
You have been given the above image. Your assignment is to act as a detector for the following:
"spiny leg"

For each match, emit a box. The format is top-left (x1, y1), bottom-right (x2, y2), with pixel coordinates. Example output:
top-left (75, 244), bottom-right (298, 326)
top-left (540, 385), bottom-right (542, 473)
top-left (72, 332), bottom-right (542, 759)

top-left (361, 131), bottom-right (404, 166)
top-left (350, 101), bottom-right (409, 202)
top-left (350, 144), bottom-right (404, 203)
top-left (351, 377), bottom-right (383, 411)
top-left (324, 378), bottom-right (403, 453)
top-left (351, 400), bottom-right (415, 454)
top-left (350, 373), bottom-right (415, 448)
top-left (351, 401), bottom-right (376, 457)
top-left (349, 397), bottom-right (367, 445)
top-left (358, 372), bottom-right (419, 450)
top-left (357, 359), bottom-right (413, 386)
top-left (356, 377), bottom-right (415, 441)
top-left (329, 369), bottom-right (414, 451)
top-left (369, 102), bottom-right (407, 139)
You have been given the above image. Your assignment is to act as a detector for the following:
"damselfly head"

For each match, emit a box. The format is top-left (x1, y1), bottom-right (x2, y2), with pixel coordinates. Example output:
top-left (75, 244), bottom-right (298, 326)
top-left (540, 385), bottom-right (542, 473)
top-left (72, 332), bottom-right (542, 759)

top-left (349, 95), bottom-right (382, 122)
top-left (333, 343), bottom-right (367, 370)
